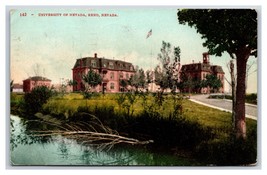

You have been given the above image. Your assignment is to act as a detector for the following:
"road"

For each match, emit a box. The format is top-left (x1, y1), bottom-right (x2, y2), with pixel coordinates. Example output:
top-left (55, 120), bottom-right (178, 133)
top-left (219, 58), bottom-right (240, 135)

top-left (189, 94), bottom-right (257, 120)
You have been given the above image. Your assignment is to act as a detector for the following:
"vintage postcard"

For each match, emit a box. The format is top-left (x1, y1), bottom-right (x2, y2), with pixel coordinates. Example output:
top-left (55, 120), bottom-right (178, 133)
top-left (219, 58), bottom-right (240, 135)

top-left (10, 7), bottom-right (258, 166)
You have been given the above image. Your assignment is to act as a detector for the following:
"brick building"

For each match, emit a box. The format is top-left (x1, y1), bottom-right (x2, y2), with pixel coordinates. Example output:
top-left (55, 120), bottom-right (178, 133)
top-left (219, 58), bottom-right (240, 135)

top-left (23, 76), bottom-right (51, 92)
top-left (72, 53), bottom-right (135, 93)
top-left (180, 53), bottom-right (225, 93)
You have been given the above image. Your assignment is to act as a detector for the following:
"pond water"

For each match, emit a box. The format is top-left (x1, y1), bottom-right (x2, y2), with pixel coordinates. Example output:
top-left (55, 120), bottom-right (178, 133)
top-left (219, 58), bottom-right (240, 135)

top-left (10, 115), bottom-right (198, 166)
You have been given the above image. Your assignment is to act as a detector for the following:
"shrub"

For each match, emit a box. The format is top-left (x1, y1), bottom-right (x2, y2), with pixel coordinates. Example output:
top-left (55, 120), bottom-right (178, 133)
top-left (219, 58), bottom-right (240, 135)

top-left (195, 127), bottom-right (257, 165)
top-left (246, 93), bottom-right (257, 105)
top-left (22, 86), bottom-right (53, 117)
top-left (125, 113), bottom-right (214, 149)
top-left (10, 93), bottom-right (24, 115)
top-left (208, 93), bottom-right (257, 105)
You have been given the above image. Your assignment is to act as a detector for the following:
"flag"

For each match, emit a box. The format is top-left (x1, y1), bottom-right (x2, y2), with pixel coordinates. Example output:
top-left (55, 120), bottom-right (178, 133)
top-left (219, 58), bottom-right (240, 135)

top-left (146, 29), bottom-right (152, 39)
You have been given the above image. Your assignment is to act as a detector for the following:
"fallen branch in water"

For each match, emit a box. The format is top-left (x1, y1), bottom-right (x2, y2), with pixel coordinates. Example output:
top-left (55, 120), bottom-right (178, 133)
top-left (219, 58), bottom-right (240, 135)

top-left (29, 113), bottom-right (153, 151)
top-left (30, 130), bottom-right (153, 149)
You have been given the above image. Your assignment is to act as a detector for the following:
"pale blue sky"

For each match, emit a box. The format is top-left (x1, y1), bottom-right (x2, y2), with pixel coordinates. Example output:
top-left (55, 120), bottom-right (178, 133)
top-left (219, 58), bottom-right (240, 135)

top-left (10, 7), bottom-right (257, 93)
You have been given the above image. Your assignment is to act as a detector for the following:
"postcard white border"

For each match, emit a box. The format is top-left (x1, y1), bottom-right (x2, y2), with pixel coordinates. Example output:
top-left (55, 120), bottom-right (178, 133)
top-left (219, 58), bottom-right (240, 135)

top-left (2, 0), bottom-right (266, 175)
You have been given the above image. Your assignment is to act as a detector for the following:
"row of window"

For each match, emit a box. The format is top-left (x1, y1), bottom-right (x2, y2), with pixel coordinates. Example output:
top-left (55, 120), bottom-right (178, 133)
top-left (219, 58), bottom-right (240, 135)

top-left (90, 60), bottom-right (133, 71)
top-left (109, 72), bottom-right (130, 79)
top-left (74, 70), bottom-right (131, 81)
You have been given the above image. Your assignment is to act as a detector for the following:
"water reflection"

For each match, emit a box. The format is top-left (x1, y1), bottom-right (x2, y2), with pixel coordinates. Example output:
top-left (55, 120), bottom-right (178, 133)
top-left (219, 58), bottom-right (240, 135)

top-left (10, 115), bottom-right (197, 166)
top-left (10, 115), bottom-right (143, 165)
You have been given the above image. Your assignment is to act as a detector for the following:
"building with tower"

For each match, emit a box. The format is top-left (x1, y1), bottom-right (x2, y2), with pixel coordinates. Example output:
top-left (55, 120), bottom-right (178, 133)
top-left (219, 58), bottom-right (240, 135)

top-left (180, 52), bottom-right (225, 93)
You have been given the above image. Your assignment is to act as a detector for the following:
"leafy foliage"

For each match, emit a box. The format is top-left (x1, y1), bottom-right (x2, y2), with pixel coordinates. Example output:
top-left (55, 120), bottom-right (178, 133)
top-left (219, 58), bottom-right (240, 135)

top-left (177, 9), bottom-right (257, 138)
top-left (22, 86), bottom-right (53, 117)
top-left (195, 130), bottom-right (257, 165)
top-left (154, 41), bottom-right (181, 92)
top-left (29, 92), bottom-right (257, 165)
top-left (119, 79), bottom-right (128, 92)
top-left (128, 67), bottom-right (147, 91)
top-left (10, 93), bottom-right (24, 115)
top-left (177, 9), bottom-right (257, 58)
top-left (145, 70), bottom-right (153, 84)
top-left (245, 93), bottom-right (257, 105)
top-left (82, 69), bottom-right (102, 90)
top-left (178, 73), bottom-right (202, 93)
top-left (68, 79), bottom-right (77, 86)
top-left (202, 74), bottom-right (222, 93)
top-left (179, 73), bottom-right (193, 93)
top-left (82, 69), bottom-right (102, 98)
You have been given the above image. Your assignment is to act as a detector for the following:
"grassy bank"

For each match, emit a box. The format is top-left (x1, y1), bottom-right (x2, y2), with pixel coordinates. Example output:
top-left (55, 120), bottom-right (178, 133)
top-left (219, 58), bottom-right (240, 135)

top-left (10, 92), bottom-right (257, 165)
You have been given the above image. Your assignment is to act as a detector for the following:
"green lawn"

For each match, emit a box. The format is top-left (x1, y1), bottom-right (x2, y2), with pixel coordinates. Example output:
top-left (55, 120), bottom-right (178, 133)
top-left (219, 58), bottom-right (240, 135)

top-left (12, 92), bottom-right (257, 133)
top-left (11, 92), bottom-right (258, 165)
top-left (42, 93), bottom-right (257, 136)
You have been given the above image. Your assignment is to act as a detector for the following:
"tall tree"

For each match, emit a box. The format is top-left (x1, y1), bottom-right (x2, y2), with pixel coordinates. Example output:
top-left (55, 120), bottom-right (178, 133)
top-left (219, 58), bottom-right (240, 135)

top-left (82, 69), bottom-right (102, 94)
top-left (145, 70), bottom-right (153, 84)
top-left (155, 41), bottom-right (181, 93)
top-left (128, 67), bottom-right (147, 92)
top-left (178, 9), bottom-right (257, 139)
top-left (179, 72), bottom-right (194, 94)
top-left (138, 68), bottom-right (146, 90)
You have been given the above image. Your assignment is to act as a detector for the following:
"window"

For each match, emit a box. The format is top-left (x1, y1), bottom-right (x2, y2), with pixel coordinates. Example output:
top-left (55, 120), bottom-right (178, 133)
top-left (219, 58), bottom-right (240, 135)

top-left (110, 82), bottom-right (115, 90)
top-left (91, 60), bottom-right (97, 67)
top-left (109, 62), bottom-right (114, 69)
top-left (126, 73), bottom-right (129, 79)
top-left (110, 72), bottom-right (114, 80)
top-left (120, 72), bottom-right (123, 79)
top-left (130, 66), bottom-right (133, 71)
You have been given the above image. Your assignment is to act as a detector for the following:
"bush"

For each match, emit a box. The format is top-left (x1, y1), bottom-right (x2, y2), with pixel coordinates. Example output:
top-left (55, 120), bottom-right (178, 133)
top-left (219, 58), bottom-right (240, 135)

top-left (208, 94), bottom-right (232, 99)
top-left (25, 92), bottom-right (257, 163)
top-left (208, 93), bottom-right (257, 105)
top-left (246, 93), bottom-right (257, 105)
top-left (195, 127), bottom-right (257, 165)
top-left (124, 113), bottom-right (214, 149)
top-left (10, 93), bottom-right (24, 115)
top-left (22, 86), bottom-right (53, 117)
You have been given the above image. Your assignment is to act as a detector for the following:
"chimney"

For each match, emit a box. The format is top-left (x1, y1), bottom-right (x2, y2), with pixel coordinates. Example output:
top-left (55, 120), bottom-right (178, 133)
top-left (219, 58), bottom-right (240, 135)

top-left (94, 53), bottom-right (97, 58)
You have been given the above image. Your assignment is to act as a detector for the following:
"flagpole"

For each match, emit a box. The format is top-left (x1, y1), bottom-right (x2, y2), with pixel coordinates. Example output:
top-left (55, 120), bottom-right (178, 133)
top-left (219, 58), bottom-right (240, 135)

top-left (150, 39), bottom-right (154, 92)
top-left (146, 29), bottom-right (153, 92)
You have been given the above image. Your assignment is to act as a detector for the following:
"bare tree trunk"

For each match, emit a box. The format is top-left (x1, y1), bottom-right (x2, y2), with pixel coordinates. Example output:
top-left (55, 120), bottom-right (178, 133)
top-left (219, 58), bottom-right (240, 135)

top-left (230, 60), bottom-right (236, 130)
top-left (235, 48), bottom-right (250, 139)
